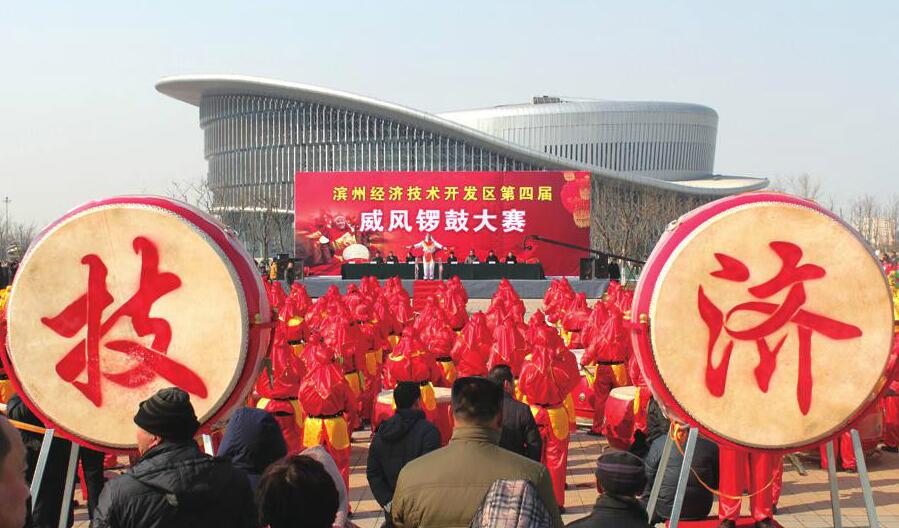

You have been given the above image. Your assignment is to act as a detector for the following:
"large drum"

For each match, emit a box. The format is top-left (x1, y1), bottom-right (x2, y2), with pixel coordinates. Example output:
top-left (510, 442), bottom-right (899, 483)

top-left (632, 192), bottom-right (896, 451)
top-left (372, 386), bottom-right (454, 445)
top-left (1, 196), bottom-right (271, 452)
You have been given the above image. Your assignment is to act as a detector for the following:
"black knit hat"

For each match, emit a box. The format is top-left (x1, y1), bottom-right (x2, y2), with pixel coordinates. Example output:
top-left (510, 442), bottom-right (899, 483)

top-left (596, 450), bottom-right (647, 497)
top-left (134, 387), bottom-right (200, 440)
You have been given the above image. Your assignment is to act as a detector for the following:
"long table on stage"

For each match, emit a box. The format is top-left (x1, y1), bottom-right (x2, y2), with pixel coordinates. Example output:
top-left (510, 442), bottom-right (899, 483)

top-left (341, 262), bottom-right (545, 280)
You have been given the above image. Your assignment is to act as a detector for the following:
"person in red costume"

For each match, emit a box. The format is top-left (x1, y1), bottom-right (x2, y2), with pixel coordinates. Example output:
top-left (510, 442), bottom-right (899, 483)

top-left (543, 278), bottom-right (576, 326)
top-left (581, 301), bottom-right (630, 435)
top-left (882, 336), bottom-right (899, 452)
top-left (560, 293), bottom-right (591, 349)
top-left (264, 276), bottom-right (287, 315)
top-left (416, 297), bottom-right (458, 384)
top-left (487, 316), bottom-right (527, 377)
top-left (321, 315), bottom-right (367, 430)
top-left (518, 342), bottom-right (580, 509)
top-left (299, 335), bottom-right (356, 492)
top-left (451, 312), bottom-right (493, 377)
top-left (384, 326), bottom-right (451, 443)
top-left (717, 445), bottom-right (778, 528)
top-left (254, 326), bottom-right (306, 453)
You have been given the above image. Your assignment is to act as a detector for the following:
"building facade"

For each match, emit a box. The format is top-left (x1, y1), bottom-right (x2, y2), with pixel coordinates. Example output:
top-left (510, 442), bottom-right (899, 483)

top-left (158, 75), bottom-right (766, 259)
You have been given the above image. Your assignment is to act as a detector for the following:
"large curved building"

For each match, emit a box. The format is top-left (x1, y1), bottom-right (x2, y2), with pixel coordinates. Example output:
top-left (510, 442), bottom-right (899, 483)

top-left (157, 75), bottom-right (766, 258)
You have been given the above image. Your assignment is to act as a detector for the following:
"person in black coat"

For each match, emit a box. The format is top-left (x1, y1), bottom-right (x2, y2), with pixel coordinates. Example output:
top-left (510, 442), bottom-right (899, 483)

top-left (487, 365), bottom-right (542, 461)
top-left (386, 251), bottom-right (400, 264)
top-left (640, 400), bottom-right (719, 524)
top-left (217, 408), bottom-right (287, 492)
top-left (366, 382), bottom-right (441, 512)
top-left (567, 451), bottom-right (650, 528)
top-left (90, 388), bottom-right (255, 528)
top-left (485, 250), bottom-right (500, 264)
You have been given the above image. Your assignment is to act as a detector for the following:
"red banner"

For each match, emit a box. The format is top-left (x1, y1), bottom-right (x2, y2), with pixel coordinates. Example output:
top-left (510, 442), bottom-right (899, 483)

top-left (294, 171), bottom-right (590, 276)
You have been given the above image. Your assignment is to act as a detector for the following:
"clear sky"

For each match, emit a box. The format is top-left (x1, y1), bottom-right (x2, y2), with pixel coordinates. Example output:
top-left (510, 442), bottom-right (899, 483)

top-left (1, 1), bottom-right (897, 225)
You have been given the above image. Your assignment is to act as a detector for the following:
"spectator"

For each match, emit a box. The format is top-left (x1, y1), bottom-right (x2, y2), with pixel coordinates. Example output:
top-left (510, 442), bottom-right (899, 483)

top-left (641, 401), bottom-right (719, 524)
top-left (302, 446), bottom-right (350, 527)
top-left (465, 249), bottom-right (479, 264)
top-left (391, 376), bottom-right (562, 528)
top-left (90, 388), bottom-right (255, 528)
top-left (0, 414), bottom-right (30, 528)
top-left (7, 394), bottom-right (77, 527)
top-left (566, 451), bottom-right (649, 528)
top-left (217, 408), bottom-right (287, 491)
top-left (367, 383), bottom-right (441, 514)
top-left (487, 365), bottom-right (542, 461)
top-left (285, 261), bottom-right (296, 285)
top-left (256, 454), bottom-right (339, 528)
top-left (486, 250), bottom-right (500, 264)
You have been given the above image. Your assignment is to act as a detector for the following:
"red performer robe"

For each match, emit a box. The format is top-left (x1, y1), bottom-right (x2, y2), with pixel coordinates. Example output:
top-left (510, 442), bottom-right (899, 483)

top-left (718, 445), bottom-right (777, 522)
top-left (278, 297), bottom-right (307, 345)
top-left (518, 344), bottom-right (579, 508)
top-left (254, 327), bottom-right (306, 453)
top-left (265, 278), bottom-right (287, 314)
top-left (560, 293), bottom-right (590, 349)
top-left (582, 304), bottom-right (630, 434)
top-left (299, 342), bottom-right (356, 491)
top-left (882, 339), bottom-right (899, 449)
top-left (451, 312), bottom-right (493, 378)
top-left (487, 317), bottom-right (527, 377)
top-left (321, 316), bottom-right (367, 429)
top-left (384, 328), bottom-right (452, 443)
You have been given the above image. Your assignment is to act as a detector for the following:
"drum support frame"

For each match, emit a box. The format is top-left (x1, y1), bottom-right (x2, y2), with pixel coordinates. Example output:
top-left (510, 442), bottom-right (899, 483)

top-left (647, 425), bottom-right (880, 528)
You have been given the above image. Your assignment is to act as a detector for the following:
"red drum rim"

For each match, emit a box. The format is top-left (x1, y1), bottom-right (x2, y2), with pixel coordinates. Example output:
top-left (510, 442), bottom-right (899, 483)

top-left (631, 191), bottom-right (897, 452)
top-left (1, 196), bottom-right (271, 453)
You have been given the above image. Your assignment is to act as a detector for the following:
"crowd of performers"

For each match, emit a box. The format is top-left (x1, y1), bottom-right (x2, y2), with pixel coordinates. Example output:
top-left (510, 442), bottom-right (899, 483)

top-left (247, 267), bottom-right (899, 523)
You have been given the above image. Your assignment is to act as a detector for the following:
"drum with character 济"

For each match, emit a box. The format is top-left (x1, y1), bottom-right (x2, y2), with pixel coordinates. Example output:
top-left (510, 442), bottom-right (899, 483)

top-left (631, 191), bottom-right (896, 451)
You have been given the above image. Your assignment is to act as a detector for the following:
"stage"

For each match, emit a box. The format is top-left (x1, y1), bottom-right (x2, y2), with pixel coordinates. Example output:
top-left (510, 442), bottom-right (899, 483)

top-left (296, 277), bottom-right (609, 299)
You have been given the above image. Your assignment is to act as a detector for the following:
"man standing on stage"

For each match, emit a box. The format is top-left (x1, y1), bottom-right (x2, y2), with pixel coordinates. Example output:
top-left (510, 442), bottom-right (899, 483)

top-left (412, 233), bottom-right (444, 280)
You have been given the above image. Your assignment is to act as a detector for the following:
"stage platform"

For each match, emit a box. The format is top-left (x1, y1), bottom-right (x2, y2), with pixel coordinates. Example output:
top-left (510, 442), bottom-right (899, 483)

top-left (295, 277), bottom-right (609, 299)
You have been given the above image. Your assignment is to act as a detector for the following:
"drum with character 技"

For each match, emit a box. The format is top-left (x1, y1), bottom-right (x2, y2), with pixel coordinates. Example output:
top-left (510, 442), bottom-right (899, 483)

top-left (1, 196), bottom-right (271, 452)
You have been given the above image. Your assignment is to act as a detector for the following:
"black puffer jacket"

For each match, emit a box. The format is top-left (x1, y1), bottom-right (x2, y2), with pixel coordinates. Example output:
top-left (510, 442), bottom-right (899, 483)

top-left (566, 495), bottom-right (650, 528)
top-left (90, 441), bottom-right (255, 528)
top-left (641, 431), bottom-right (719, 524)
top-left (498, 393), bottom-right (543, 462)
top-left (366, 408), bottom-right (441, 506)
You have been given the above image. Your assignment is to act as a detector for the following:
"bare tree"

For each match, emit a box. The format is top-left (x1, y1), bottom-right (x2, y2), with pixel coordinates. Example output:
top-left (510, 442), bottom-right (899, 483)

top-left (848, 194), bottom-right (897, 252)
top-left (771, 173), bottom-right (823, 201)
top-left (0, 218), bottom-right (38, 261)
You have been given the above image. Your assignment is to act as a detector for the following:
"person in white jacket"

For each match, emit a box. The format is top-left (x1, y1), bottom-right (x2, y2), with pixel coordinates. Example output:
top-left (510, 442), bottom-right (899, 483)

top-left (412, 234), bottom-right (444, 280)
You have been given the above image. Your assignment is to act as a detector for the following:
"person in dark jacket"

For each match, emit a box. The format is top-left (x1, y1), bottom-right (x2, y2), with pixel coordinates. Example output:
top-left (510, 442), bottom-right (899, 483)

top-left (487, 365), bottom-right (542, 461)
top-left (641, 400), bottom-right (719, 524)
top-left (6, 394), bottom-right (78, 528)
top-left (567, 450), bottom-right (649, 528)
top-left (217, 408), bottom-right (288, 491)
top-left (90, 388), bottom-right (255, 528)
top-left (367, 382), bottom-right (441, 510)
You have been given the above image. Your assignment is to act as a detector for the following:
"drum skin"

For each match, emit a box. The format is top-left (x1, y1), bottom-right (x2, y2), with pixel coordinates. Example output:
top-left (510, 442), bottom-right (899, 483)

top-left (1, 196), bottom-right (271, 452)
top-left (631, 191), bottom-right (896, 452)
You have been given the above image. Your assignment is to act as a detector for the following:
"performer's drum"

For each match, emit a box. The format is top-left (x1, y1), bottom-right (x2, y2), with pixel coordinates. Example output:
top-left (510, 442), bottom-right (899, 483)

top-left (603, 386), bottom-right (638, 449)
top-left (632, 191), bottom-right (896, 450)
top-left (1, 196), bottom-right (271, 452)
top-left (372, 386), bottom-right (454, 444)
top-left (571, 349), bottom-right (597, 422)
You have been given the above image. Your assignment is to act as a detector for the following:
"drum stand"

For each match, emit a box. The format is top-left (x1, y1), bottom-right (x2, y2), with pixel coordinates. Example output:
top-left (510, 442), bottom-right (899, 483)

top-left (646, 425), bottom-right (880, 528)
top-left (29, 427), bottom-right (80, 528)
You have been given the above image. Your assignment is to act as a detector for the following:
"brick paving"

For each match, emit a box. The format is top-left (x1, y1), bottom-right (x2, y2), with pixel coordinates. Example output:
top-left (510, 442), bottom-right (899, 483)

top-left (72, 428), bottom-right (899, 527)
